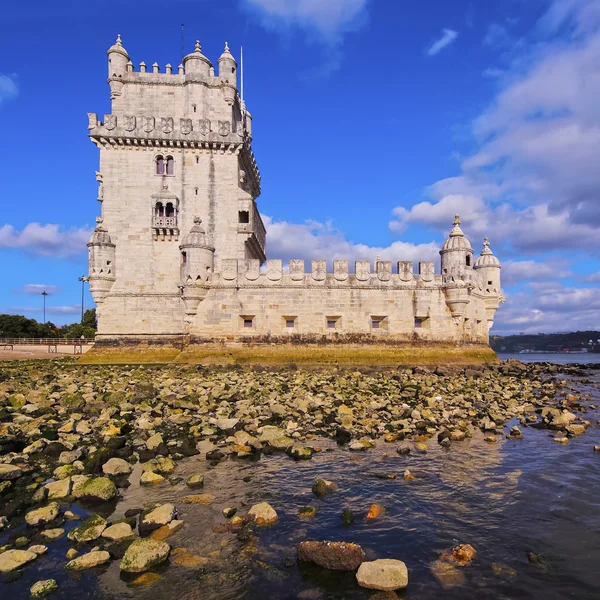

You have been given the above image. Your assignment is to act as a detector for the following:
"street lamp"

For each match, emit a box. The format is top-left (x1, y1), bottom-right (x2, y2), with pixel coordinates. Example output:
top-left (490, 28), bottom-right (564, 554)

top-left (41, 290), bottom-right (48, 324)
top-left (78, 276), bottom-right (89, 323)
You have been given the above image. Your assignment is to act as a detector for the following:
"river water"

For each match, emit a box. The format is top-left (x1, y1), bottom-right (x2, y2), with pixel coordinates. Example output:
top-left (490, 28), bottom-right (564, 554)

top-left (497, 353), bottom-right (600, 365)
top-left (3, 368), bottom-right (600, 599)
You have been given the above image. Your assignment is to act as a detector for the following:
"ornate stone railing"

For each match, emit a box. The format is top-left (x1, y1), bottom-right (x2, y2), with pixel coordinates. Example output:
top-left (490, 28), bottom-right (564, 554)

top-left (153, 216), bottom-right (178, 228)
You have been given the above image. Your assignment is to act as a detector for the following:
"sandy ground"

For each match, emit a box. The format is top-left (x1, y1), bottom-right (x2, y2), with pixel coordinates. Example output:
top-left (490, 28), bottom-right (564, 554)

top-left (0, 344), bottom-right (92, 361)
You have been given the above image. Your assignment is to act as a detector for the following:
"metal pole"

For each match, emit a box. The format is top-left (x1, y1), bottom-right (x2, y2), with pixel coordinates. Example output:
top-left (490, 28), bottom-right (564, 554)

top-left (42, 290), bottom-right (48, 323)
top-left (240, 46), bottom-right (244, 106)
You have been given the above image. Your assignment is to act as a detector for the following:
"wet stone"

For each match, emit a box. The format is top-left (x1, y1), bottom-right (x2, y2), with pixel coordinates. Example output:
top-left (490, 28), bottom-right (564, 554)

top-left (297, 541), bottom-right (365, 571)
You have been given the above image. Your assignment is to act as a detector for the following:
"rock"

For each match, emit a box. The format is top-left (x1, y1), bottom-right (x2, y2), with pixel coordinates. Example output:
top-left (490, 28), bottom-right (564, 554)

top-left (170, 548), bottom-right (208, 568)
top-left (140, 504), bottom-right (176, 535)
top-left (0, 464), bottom-right (22, 481)
top-left (356, 559), bottom-right (408, 591)
top-left (437, 430), bottom-right (451, 444)
top-left (120, 539), bottom-right (170, 573)
top-left (131, 572), bottom-right (161, 586)
top-left (414, 443), bottom-right (427, 453)
top-left (366, 504), bottom-right (384, 520)
top-left (72, 477), bottom-right (117, 502)
top-left (66, 550), bottom-right (111, 570)
top-left (450, 431), bottom-right (466, 442)
top-left (248, 502), bottom-right (278, 526)
top-left (547, 409), bottom-right (576, 429)
top-left (431, 559), bottom-right (465, 589)
top-left (440, 544), bottom-right (476, 567)
top-left (594, 445), bottom-right (600, 452)
top-left (341, 509), bottom-right (355, 526)
top-left (223, 507), bottom-right (237, 518)
top-left (102, 458), bottom-right (132, 476)
top-left (403, 470), bottom-right (415, 481)
top-left (28, 545), bottom-right (48, 555)
top-left (297, 541), bottom-right (365, 571)
top-left (0, 549), bottom-right (37, 573)
top-left (554, 437), bottom-right (568, 444)
top-left (181, 494), bottom-right (215, 504)
top-left (66, 549), bottom-right (78, 559)
top-left (30, 579), bottom-right (58, 597)
top-left (566, 424), bottom-right (586, 436)
top-left (150, 520), bottom-right (184, 541)
top-left (45, 478), bottom-right (72, 500)
top-left (349, 441), bottom-right (370, 451)
top-left (507, 426), bottom-right (523, 439)
top-left (215, 418), bottom-right (240, 433)
top-left (58, 449), bottom-right (82, 465)
top-left (141, 457), bottom-right (175, 474)
top-left (312, 478), bottom-right (337, 497)
top-left (102, 522), bottom-right (134, 541)
top-left (146, 433), bottom-right (164, 451)
top-left (298, 506), bottom-right (316, 518)
top-left (484, 435), bottom-right (497, 444)
top-left (140, 471), bottom-right (164, 485)
top-left (41, 528), bottom-right (65, 541)
top-left (69, 515), bottom-right (107, 543)
top-left (396, 446), bottom-right (411, 456)
top-left (289, 445), bottom-right (313, 460)
top-left (186, 474), bottom-right (204, 488)
top-left (16, 536), bottom-right (30, 547)
top-left (25, 503), bottom-right (60, 527)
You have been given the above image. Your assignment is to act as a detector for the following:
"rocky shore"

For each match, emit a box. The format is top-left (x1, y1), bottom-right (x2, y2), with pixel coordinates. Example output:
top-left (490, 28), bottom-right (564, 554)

top-left (0, 358), bottom-right (597, 596)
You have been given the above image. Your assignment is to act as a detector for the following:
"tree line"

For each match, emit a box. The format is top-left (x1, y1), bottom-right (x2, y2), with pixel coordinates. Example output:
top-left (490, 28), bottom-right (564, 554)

top-left (491, 330), bottom-right (600, 353)
top-left (0, 309), bottom-right (97, 339)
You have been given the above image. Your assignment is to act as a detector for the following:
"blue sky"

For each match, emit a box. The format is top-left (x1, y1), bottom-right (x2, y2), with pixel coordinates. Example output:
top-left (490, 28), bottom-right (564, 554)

top-left (1, 0), bottom-right (599, 334)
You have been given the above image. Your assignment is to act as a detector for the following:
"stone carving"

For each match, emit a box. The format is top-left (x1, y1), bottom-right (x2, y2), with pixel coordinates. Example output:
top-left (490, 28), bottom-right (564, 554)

top-left (123, 115), bottom-right (136, 131)
top-left (398, 261), bottom-right (413, 282)
top-left (142, 116), bottom-right (155, 133)
top-left (95, 172), bottom-right (103, 202)
top-left (289, 260), bottom-right (304, 281)
top-left (334, 260), bottom-right (348, 281)
top-left (245, 259), bottom-right (260, 281)
top-left (161, 117), bottom-right (174, 134)
top-left (218, 121), bottom-right (231, 136)
top-left (87, 113), bottom-right (98, 129)
top-left (267, 259), bottom-right (282, 281)
top-left (419, 261), bottom-right (435, 282)
top-left (312, 260), bottom-right (326, 282)
top-left (377, 260), bottom-right (392, 282)
top-left (180, 118), bottom-right (192, 135)
top-left (356, 260), bottom-right (371, 282)
top-left (104, 114), bottom-right (117, 130)
top-left (198, 119), bottom-right (210, 136)
top-left (221, 259), bottom-right (238, 281)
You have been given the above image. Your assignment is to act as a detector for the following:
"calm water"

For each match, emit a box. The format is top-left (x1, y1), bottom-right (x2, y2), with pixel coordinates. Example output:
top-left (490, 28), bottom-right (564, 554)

top-left (3, 369), bottom-right (600, 599)
top-left (497, 352), bottom-right (600, 365)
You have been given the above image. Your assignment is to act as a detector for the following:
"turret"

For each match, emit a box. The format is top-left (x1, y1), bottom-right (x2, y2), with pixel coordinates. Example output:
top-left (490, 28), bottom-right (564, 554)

top-left (474, 237), bottom-right (503, 329)
top-left (107, 34), bottom-right (129, 99)
top-left (87, 217), bottom-right (116, 304)
top-left (179, 217), bottom-right (215, 321)
top-left (440, 214), bottom-right (474, 283)
top-left (182, 40), bottom-right (212, 80)
top-left (218, 43), bottom-right (237, 105)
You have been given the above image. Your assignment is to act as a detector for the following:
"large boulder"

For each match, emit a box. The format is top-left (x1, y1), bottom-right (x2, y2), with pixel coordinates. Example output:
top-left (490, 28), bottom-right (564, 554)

top-left (66, 550), bottom-right (111, 570)
top-left (102, 522), bottom-right (134, 541)
top-left (72, 477), bottom-right (117, 502)
top-left (0, 464), bottom-right (22, 481)
top-left (140, 504), bottom-right (176, 535)
top-left (30, 579), bottom-right (58, 598)
top-left (248, 502), bottom-right (278, 526)
top-left (0, 549), bottom-right (37, 573)
top-left (120, 539), bottom-right (170, 573)
top-left (25, 503), bottom-right (60, 527)
top-left (69, 515), bottom-right (107, 543)
top-left (102, 458), bottom-right (132, 476)
top-left (297, 541), bottom-right (365, 571)
top-left (45, 478), bottom-right (72, 500)
top-left (356, 559), bottom-right (409, 591)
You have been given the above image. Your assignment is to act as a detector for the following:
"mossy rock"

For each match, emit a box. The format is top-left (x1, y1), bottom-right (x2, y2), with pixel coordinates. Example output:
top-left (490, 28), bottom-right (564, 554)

top-left (72, 477), bottom-right (117, 502)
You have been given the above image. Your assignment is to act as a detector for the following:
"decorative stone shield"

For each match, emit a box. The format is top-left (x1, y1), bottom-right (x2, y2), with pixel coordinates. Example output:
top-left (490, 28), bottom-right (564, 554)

top-left (198, 119), bottom-right (210, 136)
top-left (123, 115), bottom-right (136, 131)
top-left (161, 117), bottom-right (174, 134)
top-left (333, 260), bottom-right (348, 281)
top-left (245, 259), bottom-right (260, 281)
top-left (218, 120), bottom-right (231, 136)
top-left (377, 260), bottom-right (392, 282)
top-left (142, 116), bottom-right (155, 133)
top-left (312, 260), bottom-right (326, 281)
top-left (267, 259), bottom-right (282, 281)
top-left (289, 259), bottom-right (304, 281)
top-left (104, 114), bottom-right (117, 130)
top-left (419, 261), bottom-right (435, 282)
top-left (221, 259), bottom-right (238, 281)
top-left (398, 261), bottom-right (413, 282)
top-left (180, 118), bottom-right (192, 135)
top-left (355, 260), bottom-right (370, 282)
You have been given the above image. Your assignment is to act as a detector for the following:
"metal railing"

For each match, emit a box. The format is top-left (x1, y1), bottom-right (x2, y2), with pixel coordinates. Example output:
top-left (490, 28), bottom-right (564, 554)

top-left (0, 338), bottom-right (95, 345)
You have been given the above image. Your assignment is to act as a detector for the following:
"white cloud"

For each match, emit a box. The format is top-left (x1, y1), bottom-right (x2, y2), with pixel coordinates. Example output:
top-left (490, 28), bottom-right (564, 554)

top-left (23, 284), bottom-right (58, 295)
top-left (7, 305), bottom-right (81, 316)
top-left (0, 223), bottom-right (92, 258)
top-left (243, 0), bottom-right (368, 39)
top-left (427, 28), bottom-right (458, 56)
top-left (0, 74), bottom-right (18, 106)
top-left (264, 215), bottom-right (440, 267)
top-left (502, 259), bottom-right (572, 286)
top-left (584, 271), bottom-right (600, 283)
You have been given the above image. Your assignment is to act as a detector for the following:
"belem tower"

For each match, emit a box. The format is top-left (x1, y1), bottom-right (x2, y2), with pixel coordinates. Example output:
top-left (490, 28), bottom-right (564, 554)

top-left (87, 36), bottom-right (503, 346)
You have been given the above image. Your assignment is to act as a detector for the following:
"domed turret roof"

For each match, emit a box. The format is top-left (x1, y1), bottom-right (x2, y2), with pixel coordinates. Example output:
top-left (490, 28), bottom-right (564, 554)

top-left (441, 214), bottom-right (473, 253)
top-left (182, 40), bottom-right (213, 67)
top-left (474, 237), bottom-right (501, 268)
top-left (107, 34), bottom-right (129, 59)
top-left (180, 217), bottom-right (214, 249)
top-left (219, 42), bottom-right (237, 64)
top-left (88, 217), bottom-right (113, 246)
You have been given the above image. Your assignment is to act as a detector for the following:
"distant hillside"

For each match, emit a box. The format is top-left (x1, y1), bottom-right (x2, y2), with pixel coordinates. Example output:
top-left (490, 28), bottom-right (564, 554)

top-left (491, 331), bottom-right (600, 354)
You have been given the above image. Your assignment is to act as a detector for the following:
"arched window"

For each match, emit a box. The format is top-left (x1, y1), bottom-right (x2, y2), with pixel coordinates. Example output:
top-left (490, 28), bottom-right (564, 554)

top-left (165, 202), bottom-right (175, 217)
top-left (156, 156), bottom-right (165, 175)
top-left (466, 255), bottom-right (471, 267)
top-left (166, 156), bottom-right (174, 176)
top-left (154, 202), bottom-right (164, 217)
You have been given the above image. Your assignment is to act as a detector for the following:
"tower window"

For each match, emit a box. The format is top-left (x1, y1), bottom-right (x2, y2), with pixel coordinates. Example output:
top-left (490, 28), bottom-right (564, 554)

top-left (243, 317), bottom-right (254, 328)
top-left (285, 317), bottom-right (296, 328)
top-left (166, 156), bottom-right (174, 176)
top-left (466, 255), bottom-right (471, 267)
top-left (154, 202), bottom-right (164, 217)
top-left (181, 251), bottom-right (187, 264)
top-left (196, 156), bottom-right (199, 164)
top-left (238, 211), bottom-right (250, 224)
top-left (326, 317), bottom-right (340, 330)
top-left (165, 202), bottom-right (175, 217)
top-left (488, 280), bottom-right (492, 285)
top-left (414, 318), bottom-right (423, 328)
top-left (156, 156), bottom-right (165, 175)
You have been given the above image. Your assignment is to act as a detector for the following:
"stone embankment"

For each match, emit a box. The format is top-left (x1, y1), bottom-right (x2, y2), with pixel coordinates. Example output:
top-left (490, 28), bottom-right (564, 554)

top-left (0, 358), bottom-right (596, 593)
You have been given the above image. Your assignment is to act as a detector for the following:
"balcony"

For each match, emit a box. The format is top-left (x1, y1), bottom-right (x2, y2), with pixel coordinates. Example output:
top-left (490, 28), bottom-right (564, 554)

top-left (153, 216), bottom-right (178, 228)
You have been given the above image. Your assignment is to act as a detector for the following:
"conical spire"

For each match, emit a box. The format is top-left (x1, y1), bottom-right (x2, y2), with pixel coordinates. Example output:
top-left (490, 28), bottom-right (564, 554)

top-left (474, 237), bottom-right (500, 268)
top-left (449, 213), bottom-right (465, 237)
top-left (107, 34), bottom-right (129, 57)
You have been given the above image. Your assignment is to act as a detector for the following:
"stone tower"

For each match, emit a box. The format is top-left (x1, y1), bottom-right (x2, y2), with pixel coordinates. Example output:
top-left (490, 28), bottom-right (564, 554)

top-left (87, 36), bottom-right (264, 337)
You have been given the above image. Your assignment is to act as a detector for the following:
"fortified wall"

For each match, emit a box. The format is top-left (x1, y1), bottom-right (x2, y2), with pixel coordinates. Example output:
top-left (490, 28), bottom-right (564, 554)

top-left (86, 37), bottom-right (503, 349)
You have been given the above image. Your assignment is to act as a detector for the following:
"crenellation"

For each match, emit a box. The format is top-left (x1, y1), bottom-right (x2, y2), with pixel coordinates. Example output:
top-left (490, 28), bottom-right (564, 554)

top-left (89, 35), bottom-right (503, 345)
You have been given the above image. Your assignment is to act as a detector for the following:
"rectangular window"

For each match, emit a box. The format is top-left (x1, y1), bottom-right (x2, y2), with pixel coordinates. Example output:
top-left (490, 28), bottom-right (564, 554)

top-left (238, 211), bottom-right (250, 224)
top-left (242, 316), bottom-right (254, 328)
top-left (371, 316), bottom-right (387, 330)
top-left (285, 318), bottom-right (296, 328)
top-left (488, 280), bottom-right (493, 285)
top-left (414, 318), bottom-right (423, 328)
top-left (372, 320), bottom-right (380, 329)
top-left (326, 316), bottom-right (340, 330)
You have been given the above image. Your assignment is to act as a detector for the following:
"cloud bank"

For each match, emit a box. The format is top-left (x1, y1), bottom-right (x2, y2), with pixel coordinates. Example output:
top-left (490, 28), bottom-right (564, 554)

top-left (0, 223), bottom-right (92, 258)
